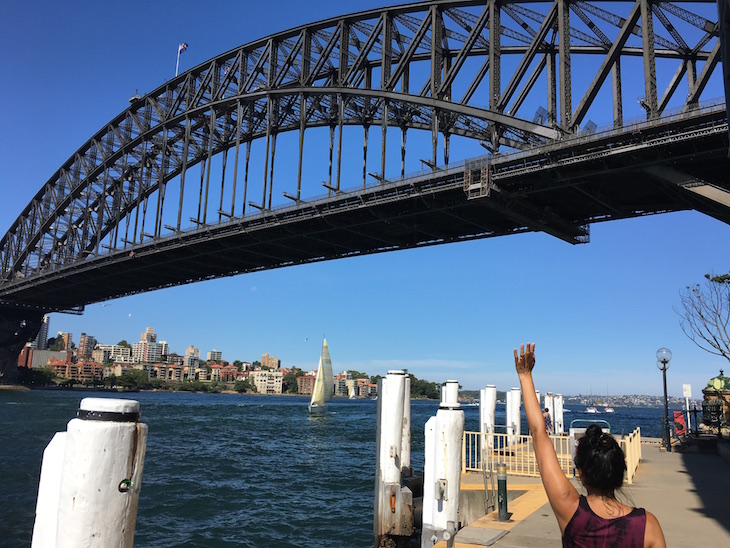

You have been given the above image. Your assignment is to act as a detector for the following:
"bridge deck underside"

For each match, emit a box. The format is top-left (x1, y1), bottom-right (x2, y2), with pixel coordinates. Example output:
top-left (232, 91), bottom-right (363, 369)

top-left (2, 117), bottom-right (728, 312)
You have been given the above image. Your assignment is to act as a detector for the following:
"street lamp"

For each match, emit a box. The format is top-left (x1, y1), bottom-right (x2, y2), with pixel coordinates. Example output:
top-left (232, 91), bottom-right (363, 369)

top-left (656, 348), bottom-right (672, 452)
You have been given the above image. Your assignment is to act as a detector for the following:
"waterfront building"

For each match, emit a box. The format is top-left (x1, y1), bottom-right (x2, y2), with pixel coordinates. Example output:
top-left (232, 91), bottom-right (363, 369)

top-left (195, 367), bottom-right (209, 381)
top-left (250, 370), bottom-right (283, 394)
top-left (185, 345), bottom-right (200, 368)
top-left (132, 328), bottom-right (167, 363)
top-left (207, 348), bottom-right (222, 362)
top-left (17, 348), bottom-right (72, 369)
top-left (220, 365), bottom-right (238, 382)
top-left (57, 332), bottom-right (73, 351)
top-left (49, 357), bottom-right (103, 383)
top-left (261, 353), bottom-right (280, 370)
top-left (92, 347), bottom-right (111, 365)
top-left (297, 374), bottom-right (316, 395)
top-left (345, 379), bottom-right (358, 397)
top-left (106, 363), bottom-right (143, 377)
top-left (166, 353), bottom-right (185, 366)
top-left (78, 333), bottom-right (97, 358)
top-left (334, 376), bottom-right (349, 397)
top-left (354, 378), bottom-right (378, 398)
top-left (96, 344), bottom-right (133, 364)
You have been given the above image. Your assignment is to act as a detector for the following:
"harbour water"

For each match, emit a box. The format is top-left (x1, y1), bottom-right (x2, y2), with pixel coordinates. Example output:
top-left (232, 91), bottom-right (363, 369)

top-left (1, 389), bottom-right (675, 547)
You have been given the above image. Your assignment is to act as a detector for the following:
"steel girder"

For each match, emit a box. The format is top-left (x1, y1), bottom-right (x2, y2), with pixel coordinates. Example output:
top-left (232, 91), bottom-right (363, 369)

top-left (0, 0), bottom-right (724, 297)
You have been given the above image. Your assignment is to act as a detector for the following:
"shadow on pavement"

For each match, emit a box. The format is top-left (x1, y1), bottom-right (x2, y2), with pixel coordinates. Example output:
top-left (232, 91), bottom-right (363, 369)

top-left (680, 449), bottom-right (730, 534)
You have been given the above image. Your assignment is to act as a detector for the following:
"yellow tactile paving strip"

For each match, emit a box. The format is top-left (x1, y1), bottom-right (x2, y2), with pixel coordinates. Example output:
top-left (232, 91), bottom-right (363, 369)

top-left (434, 479), bottom-right (550, 548)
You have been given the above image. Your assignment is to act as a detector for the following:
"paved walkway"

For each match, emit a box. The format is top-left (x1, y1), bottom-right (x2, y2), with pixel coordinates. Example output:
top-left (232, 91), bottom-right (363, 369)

top-left (441, 443), bottom-right (730, 547)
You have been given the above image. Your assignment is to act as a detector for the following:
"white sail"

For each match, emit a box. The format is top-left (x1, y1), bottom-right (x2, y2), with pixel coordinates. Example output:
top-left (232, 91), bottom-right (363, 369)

top-left (309, 338), bottom-right (334, 413)
top-left (321, 338), bottom-right (334, 402)
top-left (309, 356), bottom-right (326, 410)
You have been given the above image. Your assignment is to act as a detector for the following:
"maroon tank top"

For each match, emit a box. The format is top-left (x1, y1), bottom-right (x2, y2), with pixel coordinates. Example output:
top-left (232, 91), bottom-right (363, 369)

top-left (562, 495), bottom-right (646, 547)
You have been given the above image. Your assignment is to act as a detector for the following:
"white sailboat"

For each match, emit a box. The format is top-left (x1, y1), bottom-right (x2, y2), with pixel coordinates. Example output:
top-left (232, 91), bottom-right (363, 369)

top-left (308, 338), bottom-right (334, 414)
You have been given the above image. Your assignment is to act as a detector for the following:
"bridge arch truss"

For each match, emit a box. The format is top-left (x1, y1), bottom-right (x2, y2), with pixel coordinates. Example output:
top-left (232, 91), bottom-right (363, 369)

top-left (0, 0), bottom-right (725, 308)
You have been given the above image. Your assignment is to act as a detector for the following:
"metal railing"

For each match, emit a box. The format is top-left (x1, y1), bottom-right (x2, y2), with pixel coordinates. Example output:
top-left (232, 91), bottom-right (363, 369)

top-left (463, 428), bottom-right (642, 484)
top-left (463, 431), bottom-right (573, 477)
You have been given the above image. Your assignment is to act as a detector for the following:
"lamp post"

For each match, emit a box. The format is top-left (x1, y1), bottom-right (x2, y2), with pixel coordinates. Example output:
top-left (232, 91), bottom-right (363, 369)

top-left (656, 348), bottom-right (672, 452)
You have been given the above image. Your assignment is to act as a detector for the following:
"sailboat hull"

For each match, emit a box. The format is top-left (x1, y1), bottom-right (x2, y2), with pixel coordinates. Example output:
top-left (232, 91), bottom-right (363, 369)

top-left (308, 403), bottom-right (326, 414)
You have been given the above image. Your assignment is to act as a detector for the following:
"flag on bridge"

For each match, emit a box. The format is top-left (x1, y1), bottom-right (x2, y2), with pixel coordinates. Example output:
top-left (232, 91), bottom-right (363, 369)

top-left (175, 42), bottom-right (189, 77)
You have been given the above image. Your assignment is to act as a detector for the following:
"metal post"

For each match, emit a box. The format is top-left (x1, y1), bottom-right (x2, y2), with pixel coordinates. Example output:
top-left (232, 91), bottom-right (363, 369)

top-left (497, 462), bottom-right (508, 522)
top-left (662, 366), bottom-right (671, 452)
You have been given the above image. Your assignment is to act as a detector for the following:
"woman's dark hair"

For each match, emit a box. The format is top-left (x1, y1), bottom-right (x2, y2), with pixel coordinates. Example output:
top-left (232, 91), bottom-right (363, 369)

top-left (574, 424), bottom-right (626, 494)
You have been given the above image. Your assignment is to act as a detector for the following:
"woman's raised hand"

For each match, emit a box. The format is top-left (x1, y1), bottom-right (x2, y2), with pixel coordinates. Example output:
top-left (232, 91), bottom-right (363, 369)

top-left (514, 342), bottom-right (536, 376)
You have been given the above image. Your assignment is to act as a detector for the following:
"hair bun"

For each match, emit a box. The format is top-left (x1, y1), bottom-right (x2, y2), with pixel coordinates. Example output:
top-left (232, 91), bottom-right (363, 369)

top-left (585, 424), bottom-right (603, 440)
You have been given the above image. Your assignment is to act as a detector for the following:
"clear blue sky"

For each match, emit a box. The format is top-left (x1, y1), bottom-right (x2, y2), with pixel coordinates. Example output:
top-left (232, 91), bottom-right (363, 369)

top-left (1, 1), bottom-right (728, 396)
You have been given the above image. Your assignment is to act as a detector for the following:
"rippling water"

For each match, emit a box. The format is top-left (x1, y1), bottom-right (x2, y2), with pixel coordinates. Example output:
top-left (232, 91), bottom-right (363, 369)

top-left (1, 389), bottom-right (673, 547)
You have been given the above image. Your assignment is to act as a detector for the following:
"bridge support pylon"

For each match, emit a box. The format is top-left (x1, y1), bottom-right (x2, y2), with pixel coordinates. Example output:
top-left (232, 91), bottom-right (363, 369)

top-left (0, 307), bottom-right (44, 383)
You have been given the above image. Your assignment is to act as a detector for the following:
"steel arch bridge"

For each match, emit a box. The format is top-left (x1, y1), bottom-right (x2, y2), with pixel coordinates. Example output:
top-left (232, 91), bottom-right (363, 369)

top-left (1, 0), bottom-right (729, 378)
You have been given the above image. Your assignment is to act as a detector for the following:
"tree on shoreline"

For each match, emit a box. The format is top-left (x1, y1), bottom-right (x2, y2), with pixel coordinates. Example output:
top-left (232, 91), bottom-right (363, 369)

top-left (676, 273), bottom-right (730, 364)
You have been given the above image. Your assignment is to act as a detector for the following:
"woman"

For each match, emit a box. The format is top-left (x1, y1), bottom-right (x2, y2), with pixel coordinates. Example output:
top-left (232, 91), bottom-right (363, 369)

top-left (514, 342), bottom-right (665, 547)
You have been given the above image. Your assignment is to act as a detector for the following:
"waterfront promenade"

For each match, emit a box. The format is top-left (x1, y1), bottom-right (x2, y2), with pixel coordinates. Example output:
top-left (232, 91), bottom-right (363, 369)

top-left (447, 442), bottom-right (730, 547)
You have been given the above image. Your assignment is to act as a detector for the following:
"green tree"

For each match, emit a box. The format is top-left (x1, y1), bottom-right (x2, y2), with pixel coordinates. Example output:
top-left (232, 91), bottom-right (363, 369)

top-left (234, 379), bottom-right (255, 393)
top-left (117, 340), bottom-right (132, 349)
top-left (348, 370), bottom-right (369, 379)
top-left (17, 366), bottom-right (55, 387)
top-left (409, 374), bottom-right (441, 399)
top-left (150, 378), bottom-right (167, 390)
top-left (283, 368), bottom-right (304, 394)
top-left (104, 374), bottom-right (118, 388)
top-left (233, 360), bottom-right (243, 370)
top-left (49, 338), bottom-right (66, 351)
top-left (677, 273), bottom-right (730, 364)
top-left (119, 369), bottom-right (151, 390)
top-left (252, 360), bottom-right (261, 368)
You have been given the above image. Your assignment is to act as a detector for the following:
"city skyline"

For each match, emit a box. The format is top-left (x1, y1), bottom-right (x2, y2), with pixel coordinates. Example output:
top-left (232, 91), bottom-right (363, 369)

top-left (2, 1), bottom-right (729, 396)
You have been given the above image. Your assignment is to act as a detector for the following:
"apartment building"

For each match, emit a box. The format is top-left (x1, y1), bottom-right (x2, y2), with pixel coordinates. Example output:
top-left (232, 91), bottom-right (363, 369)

top-left (250, 370), bottom-right (283, 394)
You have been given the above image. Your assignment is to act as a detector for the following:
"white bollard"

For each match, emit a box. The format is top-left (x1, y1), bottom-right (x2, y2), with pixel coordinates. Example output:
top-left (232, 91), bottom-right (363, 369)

top-left (506, 387), bottom-right (521, 445)
top-left (422, 380), bottom-right (464, 548)
top-left (374, 370), bottom-right (413, 543)
top-left (402, 375), bottom-right (412, 475)
top-left (554, 395), bottom-right (565, 435)
top-left (480, 385), bottom-right (497, 450)
top-left (544, 392), bottom-right (555, 434)
top-left (32, 398), bottom-right (147, 548)
top-left (32, 433), bottom-right (66, 547)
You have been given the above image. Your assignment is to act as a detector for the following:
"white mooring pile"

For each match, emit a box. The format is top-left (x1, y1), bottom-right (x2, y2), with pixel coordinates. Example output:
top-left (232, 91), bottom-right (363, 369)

top-left (32, 397), bottom-right (147, 548)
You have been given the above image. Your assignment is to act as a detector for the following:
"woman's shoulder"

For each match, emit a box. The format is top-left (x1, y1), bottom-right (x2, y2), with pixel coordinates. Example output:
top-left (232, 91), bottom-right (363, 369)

top-left (643, 510), bottom-right (666, 548)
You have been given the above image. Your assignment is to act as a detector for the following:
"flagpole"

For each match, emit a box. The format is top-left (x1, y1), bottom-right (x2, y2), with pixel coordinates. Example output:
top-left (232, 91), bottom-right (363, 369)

top-left (175, 48), bottom-right (181, 77)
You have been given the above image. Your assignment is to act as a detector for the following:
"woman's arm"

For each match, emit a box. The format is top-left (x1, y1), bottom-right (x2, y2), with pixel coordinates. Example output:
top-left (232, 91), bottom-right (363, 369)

top-left (515, 343), bottom-right (579, 532)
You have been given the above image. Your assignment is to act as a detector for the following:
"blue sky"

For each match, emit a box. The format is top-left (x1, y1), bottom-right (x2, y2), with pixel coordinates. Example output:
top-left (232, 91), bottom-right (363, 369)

top-left (1, 1), bottom-right (728, 396)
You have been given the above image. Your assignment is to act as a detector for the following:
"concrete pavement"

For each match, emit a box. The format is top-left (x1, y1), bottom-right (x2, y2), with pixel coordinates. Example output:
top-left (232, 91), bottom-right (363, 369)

top-left (442, 443), bottom-right (730, 547)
